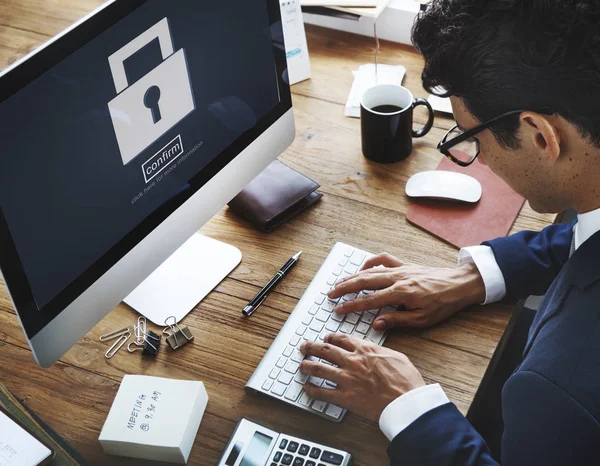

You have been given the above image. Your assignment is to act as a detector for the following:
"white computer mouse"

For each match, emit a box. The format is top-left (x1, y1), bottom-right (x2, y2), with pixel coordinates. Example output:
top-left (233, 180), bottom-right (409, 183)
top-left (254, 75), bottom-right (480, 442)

top-left (406, 170), bottom-right (482, 203)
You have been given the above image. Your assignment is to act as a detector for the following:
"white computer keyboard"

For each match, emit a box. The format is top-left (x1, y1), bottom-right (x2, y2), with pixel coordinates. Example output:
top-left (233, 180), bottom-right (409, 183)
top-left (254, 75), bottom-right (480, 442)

top-left (246, 242), bottom-right (393, 423)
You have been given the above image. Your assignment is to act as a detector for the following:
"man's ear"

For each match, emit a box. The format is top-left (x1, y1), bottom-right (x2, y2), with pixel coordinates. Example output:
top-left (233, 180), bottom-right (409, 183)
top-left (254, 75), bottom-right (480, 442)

top-left (520, 112), bottom-right (561, 163)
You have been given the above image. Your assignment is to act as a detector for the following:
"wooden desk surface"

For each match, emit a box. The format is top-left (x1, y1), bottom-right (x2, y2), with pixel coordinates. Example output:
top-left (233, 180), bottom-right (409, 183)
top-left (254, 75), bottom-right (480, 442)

top-left (0, 2), bottom-right (555, 465)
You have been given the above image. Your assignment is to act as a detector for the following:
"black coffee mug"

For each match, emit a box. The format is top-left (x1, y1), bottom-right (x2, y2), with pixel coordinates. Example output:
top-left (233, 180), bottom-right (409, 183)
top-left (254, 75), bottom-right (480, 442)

top-left (361, 85), bottom-right (435, 163)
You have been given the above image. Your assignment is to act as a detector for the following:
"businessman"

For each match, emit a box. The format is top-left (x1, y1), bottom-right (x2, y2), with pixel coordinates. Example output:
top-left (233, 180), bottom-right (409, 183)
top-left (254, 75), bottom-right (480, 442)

top-left (299, 1), bottom-right (600, 464)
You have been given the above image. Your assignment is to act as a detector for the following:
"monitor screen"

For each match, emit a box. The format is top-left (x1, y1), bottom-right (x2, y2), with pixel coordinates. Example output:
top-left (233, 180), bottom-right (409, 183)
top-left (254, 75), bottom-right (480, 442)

top-left (0, 0), bottom-right (290, 339)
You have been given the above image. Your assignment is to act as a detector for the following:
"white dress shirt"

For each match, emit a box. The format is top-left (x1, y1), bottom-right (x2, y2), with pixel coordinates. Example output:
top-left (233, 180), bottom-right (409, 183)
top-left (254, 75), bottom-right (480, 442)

top-left (379, 207), bottom-right (600, 442)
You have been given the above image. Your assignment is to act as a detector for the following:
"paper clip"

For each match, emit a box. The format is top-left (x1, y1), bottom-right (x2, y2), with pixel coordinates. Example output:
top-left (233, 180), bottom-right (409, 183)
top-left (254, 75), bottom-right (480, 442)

top-left (135, 316), bottom-right (147, 345)
top-left (100, 326), bottom-right (133, 342)
top-left (163, 316), bottom-right (194, 350)
top-left (105, 331), bottom-right (131, 359)
top-left (127, 330), bottom-right (161, 357)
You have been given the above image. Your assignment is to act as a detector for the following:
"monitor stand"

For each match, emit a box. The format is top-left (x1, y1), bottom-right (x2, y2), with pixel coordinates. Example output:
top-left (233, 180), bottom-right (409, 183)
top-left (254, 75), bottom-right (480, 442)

top-left (123, 234), bottom-right (242, 325)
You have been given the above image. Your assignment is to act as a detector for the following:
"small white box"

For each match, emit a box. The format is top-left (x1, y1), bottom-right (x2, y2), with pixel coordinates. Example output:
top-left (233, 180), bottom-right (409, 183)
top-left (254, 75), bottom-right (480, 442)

top-left (99, 375), bottom-right (209, 464)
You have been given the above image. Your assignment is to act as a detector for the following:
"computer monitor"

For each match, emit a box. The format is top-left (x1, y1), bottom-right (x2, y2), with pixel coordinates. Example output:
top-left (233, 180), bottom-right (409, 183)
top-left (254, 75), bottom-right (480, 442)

top-left (0, 0), bottom-right (294, 367)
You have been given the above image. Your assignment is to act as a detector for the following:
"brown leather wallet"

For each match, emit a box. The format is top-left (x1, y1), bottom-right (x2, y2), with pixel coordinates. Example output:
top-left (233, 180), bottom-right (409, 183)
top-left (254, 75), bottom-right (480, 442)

top-left (228, 160), bottom-right (323, 232)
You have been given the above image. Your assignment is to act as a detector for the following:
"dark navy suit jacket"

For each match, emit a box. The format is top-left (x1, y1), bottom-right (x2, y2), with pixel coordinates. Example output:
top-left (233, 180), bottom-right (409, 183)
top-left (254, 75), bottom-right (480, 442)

top-left (388, 222), bottom-right (600, 465)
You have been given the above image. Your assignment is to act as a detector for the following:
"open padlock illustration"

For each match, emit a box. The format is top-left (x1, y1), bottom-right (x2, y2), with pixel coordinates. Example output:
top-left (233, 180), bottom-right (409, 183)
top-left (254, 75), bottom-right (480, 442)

top-left (107, 17), bottom-right (195, 165)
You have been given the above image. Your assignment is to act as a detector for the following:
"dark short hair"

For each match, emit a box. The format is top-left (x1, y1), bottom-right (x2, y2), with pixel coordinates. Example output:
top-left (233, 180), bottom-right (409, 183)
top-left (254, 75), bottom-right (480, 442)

top-left (412, 0), bottom-right (600, 149)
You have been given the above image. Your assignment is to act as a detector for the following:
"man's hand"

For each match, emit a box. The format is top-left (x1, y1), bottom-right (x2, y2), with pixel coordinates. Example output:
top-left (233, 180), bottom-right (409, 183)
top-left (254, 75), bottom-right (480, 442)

top-left (300, 334), bottom-right (425, 422)
top-left (328, 253), bottom-right (486, 330)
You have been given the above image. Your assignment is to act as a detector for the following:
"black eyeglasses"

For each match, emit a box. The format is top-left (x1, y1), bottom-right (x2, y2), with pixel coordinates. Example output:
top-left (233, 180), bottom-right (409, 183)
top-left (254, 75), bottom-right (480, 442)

top-left (438, 109), bottom-right (526, 167)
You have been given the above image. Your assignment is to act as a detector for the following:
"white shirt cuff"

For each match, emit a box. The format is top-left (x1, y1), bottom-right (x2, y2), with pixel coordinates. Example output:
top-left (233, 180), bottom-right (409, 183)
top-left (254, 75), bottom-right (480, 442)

top-left (458, 245), bottom-right (507, 305)
top-left (379, 384), bottom-right (449, 441)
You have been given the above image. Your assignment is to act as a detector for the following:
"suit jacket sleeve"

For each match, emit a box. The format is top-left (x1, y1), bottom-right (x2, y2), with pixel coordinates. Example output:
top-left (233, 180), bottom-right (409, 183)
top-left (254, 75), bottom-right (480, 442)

top-left (387, 371), bottom-right (600, 466)
top-left (482, 221), bottom-right (575, 301)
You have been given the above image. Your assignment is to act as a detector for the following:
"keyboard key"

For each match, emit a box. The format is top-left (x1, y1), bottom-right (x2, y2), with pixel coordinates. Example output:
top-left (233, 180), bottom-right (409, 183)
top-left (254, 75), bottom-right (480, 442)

top-left (262, 379), bottom-right (274, 391)
top-left (314, 294), bottom-right (325, 305)
top-left (343, 247), bottom-right (353, 257)
top-left (321, 300), bottom-right (336, 312)
top-left (276, 357), bottom-right (287, 368)
top-left (271, 382), bottom-right (287, 396)
top-left (309, 304), bottom-right (319, 315)
top-left (325, 404), bottom-right (344, 419)
top-left (340, 322), bottom-right (354, 334)
top-left (326, 275), bottom-right (337, 286)
top-left (285, 382), bottom-right (304, 401)
top-left (295, 371), bottom-right (310, 384)
top-left (318, 332), bottom-right (328, 341)
top-left (271, 463), bottom-right (277, 466)
top-left (299, 444), bottom-right (310, 456)
top-left (270, 368), bottom-right (281, 379)
top-left (350, 251), bottom-right (365, 265)
top-left (280, 439), bottom-right (288, 449)
top-left (302, 315), bottom-right (313, 326)
top-left (283, 345), bottom-right (294, 357)
top-left (366, 307), bottom-right (379, 315)
top-left (298, 391), bottom-right (312, 406)
top-left (282, 453), bottom-right (294, 465)
top-left (324, 380), bottom-right (337, 388)
top-left (303, 330), bottom-right (319, 342)
top-left (279, 372), bottom-right (293, 385)
top-left (366, 327), bottom-right (385, 344)
top-left (345, 313), bottom-right (360, 324)
top-left (311, 400), bottom-right (327, 412)
top-left (274, 451), bottom-right (283, 461)
top-left (345, 264), bottom-right (358, 274)
top-left (316, 310), bottom-right (330, 322)
top-left (355, 321), bottom-right (370, 334)
top-left (290, 335), bottom-right (301, 346)
top-left (325, 320), bottom-right (340, 332)
top-left (291, 349), bottom-right (305, 363)
top-left (293, 458), bottom-right (305, 466)
top-left (342, 293), bottom-right (357, 301)
top-left (288, 442), bottom-right (299, 453)
top-left (360, 312), bottom-right (375, 324)
top-left (331, 312), bottom-right (344, 322)
top-left (306, 462), bottom-right (316, 466)
top-left (285, 360), bottom-right (300, 374)
top-left (310, 447), bottom-right (321, 459)
top-left (332, 266), bottom-right (343, 276)
top-left (321, 451), bottom-right (344, 465)
top-left (296, 325), bottom-right (307, 336)
top-left (309, 376), bottom-right (324, 387)
top-left (338, 257), bottom-right (349, 267)
top-left (310, 320), bottom-right (325, 333)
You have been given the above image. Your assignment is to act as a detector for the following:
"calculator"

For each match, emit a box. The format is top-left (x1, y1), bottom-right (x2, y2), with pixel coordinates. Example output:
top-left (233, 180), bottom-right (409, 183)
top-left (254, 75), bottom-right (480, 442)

top-left (218, 418), bottom-right (353, 466)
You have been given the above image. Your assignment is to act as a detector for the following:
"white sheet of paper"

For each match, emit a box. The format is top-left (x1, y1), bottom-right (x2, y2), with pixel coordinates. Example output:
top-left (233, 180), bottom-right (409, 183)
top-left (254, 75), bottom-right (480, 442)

top-left (427, 94), bottom-right (453, 114)
top-left (301, 0), bottom-right (382, 6)
top-left (281, 0), bottom-right (311, 85)
top-left (0, 411), bottom-right (51, 466)
top-left (345, 63), bottom-right (406, 118)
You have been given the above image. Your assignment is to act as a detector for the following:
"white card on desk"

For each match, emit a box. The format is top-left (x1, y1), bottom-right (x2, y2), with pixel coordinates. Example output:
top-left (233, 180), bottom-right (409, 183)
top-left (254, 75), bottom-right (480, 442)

top-left (0, 410), bottom-right (52, 466)
top-left (281, 0), bottom-right (312, 85)
top-left (345, 63), bottom-right (406, 117)
top-left (99, 376), bottom-right (209, 464)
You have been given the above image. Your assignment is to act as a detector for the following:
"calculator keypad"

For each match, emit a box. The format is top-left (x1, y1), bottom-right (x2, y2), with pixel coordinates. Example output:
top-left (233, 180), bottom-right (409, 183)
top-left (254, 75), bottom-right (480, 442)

top-left (270, 436), bottom-right (348, 466)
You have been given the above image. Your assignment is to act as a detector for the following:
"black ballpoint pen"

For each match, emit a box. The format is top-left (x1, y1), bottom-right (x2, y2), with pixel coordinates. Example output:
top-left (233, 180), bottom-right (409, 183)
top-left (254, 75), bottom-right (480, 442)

top-left (242, 251), bottom-right (302, 317)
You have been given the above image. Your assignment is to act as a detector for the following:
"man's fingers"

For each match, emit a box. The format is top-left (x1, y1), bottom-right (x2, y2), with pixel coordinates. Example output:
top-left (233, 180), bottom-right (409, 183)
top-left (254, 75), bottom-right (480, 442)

top-left (328, 273), bottom-right (396, 299)
top-left (299, 359), bottom-right (343, 382)
top-left (324, 333), bottom-right (359, 352)
top-left (334, 288), bottom-right (401, 315)
top-left (303, 383), bottom-right (341, 405)
top-left (373, 309), bottom-right (427, 330)
top-left (361, 253), bottom-right (403, 271)
top-left (300, 340), bottom-right (348, 366)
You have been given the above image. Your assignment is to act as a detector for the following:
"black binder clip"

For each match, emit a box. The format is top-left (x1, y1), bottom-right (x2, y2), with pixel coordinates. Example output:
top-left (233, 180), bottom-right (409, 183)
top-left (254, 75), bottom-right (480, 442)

top-left (128, 330), bottom-right (161, 357)
top-left (163, 316), bottom-right (194, 350)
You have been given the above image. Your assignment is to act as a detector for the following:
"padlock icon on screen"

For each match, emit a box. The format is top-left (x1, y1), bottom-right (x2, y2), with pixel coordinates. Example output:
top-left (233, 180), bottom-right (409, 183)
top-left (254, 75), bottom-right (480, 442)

top-left (107, 17), bottom-right (195, 165)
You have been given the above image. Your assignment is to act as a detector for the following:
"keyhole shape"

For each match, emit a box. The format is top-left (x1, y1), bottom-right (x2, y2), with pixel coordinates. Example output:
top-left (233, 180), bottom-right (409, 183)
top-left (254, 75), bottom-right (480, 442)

top-left (144, 85), bottom-right (162, 124)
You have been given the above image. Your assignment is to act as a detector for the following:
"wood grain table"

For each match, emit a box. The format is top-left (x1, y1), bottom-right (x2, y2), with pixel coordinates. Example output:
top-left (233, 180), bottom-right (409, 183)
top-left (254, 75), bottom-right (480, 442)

top-left (0, 2), bottom-right (555, 465)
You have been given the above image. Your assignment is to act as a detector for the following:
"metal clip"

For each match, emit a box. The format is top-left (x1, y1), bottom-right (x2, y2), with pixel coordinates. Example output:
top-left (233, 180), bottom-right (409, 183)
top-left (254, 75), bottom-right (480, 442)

top-left (105, 331), bottom-right (131, 359)
top-left (135, 316), bottom-right (147, 345)
top-left (163, 316), bottom-right (194, 350)
top-left (100, 326), bottom-right (133, 342)
top-left (127, 330), bottom-right (161, 356)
